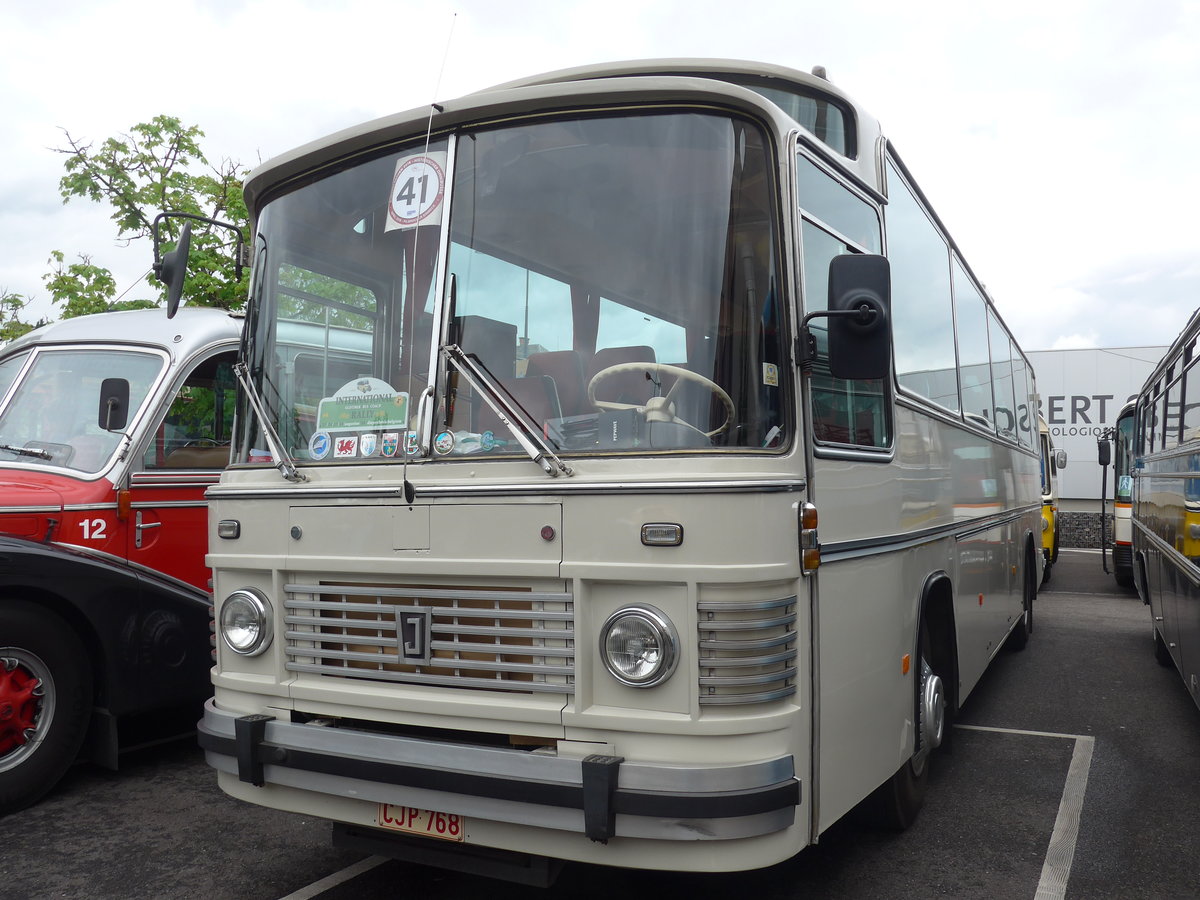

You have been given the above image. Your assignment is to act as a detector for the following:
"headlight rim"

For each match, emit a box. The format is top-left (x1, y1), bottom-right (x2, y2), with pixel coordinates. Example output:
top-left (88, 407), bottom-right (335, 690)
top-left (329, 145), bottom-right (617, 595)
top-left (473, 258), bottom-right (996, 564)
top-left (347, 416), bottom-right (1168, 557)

top-left (598, 604), bottom-right (679, 688)
top-left (220, 588), bottom-right (273, 657)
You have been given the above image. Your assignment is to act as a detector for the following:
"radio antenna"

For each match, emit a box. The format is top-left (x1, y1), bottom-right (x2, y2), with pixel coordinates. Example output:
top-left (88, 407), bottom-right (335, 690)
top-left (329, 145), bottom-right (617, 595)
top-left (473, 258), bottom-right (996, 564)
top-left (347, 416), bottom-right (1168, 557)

top-left (402, 12), bottom-right (456, 505)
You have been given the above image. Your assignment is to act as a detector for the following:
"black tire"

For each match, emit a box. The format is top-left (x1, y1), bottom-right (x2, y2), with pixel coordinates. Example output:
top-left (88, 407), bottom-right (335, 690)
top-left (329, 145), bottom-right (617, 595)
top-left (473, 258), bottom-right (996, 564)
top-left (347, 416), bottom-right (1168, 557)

top-left (869, 618), bottom-right (940, 830)
top-left (1041, 554), bottom-right (1053, 585)
top-left (1154, 627), bottom-right (1174, 668)
top-left (1007, 548), bottom-right (1036, 651)
top-left (0, 602), bottom-right (93, 813)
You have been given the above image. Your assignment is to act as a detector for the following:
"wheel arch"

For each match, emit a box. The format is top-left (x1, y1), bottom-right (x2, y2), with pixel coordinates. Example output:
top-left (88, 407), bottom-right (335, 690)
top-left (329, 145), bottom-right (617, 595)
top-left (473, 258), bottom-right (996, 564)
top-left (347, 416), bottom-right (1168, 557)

top-left (916, 571), bottom-right (959, 722)
top-left (1133, 549), bottom-right (1151, 605)
top-left (0, 586), bottom-right (108, 705)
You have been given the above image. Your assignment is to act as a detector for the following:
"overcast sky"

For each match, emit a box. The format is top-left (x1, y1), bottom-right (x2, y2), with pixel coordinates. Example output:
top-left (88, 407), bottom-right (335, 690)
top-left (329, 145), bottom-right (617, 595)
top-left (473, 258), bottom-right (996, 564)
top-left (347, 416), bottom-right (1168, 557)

top-left (2, 0), bottom-right (1196, 352)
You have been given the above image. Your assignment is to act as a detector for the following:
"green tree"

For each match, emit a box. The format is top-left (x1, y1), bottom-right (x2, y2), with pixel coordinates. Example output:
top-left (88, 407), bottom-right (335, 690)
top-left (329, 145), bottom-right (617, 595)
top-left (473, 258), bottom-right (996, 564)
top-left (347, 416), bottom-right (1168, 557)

top-left (41, 251), bottom-right (124, 317)
top-left (0, 290), bottom-right (36, 343)
top-left (48, 115), bottom-right (249, 318)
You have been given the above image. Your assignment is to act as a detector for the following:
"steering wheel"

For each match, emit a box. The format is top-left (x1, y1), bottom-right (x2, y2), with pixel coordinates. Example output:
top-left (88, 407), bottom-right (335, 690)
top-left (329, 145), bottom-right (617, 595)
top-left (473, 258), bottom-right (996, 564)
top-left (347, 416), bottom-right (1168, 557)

top-left (587, 362), bottom-right (736, 437)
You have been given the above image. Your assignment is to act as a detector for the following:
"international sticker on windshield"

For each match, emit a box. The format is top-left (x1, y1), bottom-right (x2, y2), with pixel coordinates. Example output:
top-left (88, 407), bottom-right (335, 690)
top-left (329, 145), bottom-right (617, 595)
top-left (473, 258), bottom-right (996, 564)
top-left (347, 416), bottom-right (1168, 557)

top-left (376, 803), bottom-right (466, 842)
top-left (316, 379), bottom-right (409, 433)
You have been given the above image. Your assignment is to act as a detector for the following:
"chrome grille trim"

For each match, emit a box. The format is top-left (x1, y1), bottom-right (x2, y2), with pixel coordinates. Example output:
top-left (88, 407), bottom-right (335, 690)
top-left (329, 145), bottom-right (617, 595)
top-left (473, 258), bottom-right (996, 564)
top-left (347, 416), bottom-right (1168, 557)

top-left (697, 595), bottom-right (797, 706)
top-left (283, 582), bottom-right (574, 694)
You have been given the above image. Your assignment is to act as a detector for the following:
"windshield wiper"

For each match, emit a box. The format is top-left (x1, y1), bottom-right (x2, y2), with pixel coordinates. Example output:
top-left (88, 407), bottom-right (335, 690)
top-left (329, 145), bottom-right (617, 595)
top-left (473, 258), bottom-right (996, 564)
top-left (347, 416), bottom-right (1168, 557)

top-left (233, 362), bottom-right (307, 483)
top-left (442, 344), bottom-right (573, 478)
top-left (0, 443), bottom-right (51, 460)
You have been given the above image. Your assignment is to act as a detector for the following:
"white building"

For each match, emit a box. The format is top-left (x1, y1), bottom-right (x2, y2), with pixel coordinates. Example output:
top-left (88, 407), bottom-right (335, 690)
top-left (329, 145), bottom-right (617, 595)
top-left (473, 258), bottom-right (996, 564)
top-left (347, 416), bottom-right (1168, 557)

top-left (1027, 346), bottom-right (1165, 509)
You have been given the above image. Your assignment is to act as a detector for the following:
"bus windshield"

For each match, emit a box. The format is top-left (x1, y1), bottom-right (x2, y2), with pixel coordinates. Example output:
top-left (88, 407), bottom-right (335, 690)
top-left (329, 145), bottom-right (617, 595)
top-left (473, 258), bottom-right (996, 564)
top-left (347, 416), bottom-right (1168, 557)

top-left (0, 348), bottom-right (163, 474)
top-left (239, 110), bottom-right (786, 466)
top-left (1115, 406), bottom-right (1135, 503)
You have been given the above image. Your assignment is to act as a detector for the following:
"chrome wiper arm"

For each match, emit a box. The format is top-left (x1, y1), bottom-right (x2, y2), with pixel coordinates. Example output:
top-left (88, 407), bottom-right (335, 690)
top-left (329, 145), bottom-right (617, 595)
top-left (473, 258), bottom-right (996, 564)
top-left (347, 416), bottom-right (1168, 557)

top-left (0, 443), bottom-right (51, 460)
top-left (233, 361), bottom-right (307, 483)
top-left (442, 344), bottom-right (572, 478)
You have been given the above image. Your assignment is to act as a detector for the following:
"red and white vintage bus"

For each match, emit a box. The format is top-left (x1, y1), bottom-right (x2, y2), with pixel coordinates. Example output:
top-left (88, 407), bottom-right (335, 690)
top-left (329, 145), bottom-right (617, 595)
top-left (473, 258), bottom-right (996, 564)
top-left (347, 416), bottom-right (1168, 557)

top-left (0, 306), bottom-right (240, 811)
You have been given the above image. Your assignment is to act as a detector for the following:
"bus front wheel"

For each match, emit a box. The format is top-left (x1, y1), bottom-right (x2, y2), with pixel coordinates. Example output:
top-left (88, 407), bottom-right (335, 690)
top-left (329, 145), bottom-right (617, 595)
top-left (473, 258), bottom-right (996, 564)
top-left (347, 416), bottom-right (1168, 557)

top-left (870, 618), bottom-right (944, 830)
top-left (0, 602), bottom-right (93, 813)
top-left (1154, 627), bottom-right (1174, 668)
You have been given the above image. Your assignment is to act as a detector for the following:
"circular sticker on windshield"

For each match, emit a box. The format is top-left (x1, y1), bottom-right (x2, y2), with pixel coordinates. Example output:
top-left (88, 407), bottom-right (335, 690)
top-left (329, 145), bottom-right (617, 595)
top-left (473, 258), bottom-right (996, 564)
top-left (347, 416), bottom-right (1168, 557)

top-left (309, 431), bottom-right (331, 460)
top-left (387, 154), bottom-right (446, 229)
top-left (433, 430), bottom-right (455, 455)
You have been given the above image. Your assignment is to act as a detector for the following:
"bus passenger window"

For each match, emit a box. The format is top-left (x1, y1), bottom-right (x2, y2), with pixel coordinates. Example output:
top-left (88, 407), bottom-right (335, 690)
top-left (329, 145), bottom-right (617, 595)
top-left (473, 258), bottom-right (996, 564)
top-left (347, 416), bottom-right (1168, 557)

top-left (799, 214), bottom-right (890, 452)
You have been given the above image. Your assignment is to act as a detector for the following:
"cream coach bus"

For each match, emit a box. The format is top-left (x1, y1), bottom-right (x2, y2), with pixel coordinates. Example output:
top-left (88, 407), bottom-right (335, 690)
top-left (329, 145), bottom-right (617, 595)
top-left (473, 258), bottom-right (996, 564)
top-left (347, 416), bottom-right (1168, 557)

top-left (190, 60), bottom-right (1043, 882)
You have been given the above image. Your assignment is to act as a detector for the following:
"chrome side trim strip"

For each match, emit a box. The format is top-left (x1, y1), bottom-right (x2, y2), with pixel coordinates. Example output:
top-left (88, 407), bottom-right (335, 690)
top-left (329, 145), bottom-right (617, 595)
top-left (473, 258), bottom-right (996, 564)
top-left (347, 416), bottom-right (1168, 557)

top-left (821, 505), bottom-right (1041, 562)
top-left (207, 477), bottom-right (805, 501)
top-left (129, 500), bottom-right (208, 510)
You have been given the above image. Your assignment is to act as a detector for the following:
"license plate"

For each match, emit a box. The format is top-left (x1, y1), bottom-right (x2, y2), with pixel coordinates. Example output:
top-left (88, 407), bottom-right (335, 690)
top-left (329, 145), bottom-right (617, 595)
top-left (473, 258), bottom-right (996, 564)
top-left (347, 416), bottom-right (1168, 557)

top-left (376, 803), bottom-right (466, 842)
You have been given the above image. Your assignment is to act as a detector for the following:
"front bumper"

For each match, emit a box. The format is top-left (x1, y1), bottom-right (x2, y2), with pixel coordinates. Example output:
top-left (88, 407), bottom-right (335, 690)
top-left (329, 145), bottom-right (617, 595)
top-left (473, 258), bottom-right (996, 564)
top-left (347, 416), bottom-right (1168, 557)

top-left (198, 699), bottom-right (799, 843)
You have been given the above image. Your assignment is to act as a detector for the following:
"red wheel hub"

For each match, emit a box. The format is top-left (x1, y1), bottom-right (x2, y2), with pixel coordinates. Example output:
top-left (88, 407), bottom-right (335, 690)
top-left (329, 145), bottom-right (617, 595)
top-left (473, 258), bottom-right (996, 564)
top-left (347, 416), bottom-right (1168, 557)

top-left (0, 660), bottom-right (39, 755)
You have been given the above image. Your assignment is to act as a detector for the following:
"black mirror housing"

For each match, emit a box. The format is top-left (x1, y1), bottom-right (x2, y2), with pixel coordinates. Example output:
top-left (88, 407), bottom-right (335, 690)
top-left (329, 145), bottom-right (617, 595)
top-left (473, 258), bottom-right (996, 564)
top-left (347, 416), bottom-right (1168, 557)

top-left (98, 378), bottom-right (130, 431)
top-left (827, 254), bottom-right (892, 380)
top-left (158, 221), bottom-right (193, 319)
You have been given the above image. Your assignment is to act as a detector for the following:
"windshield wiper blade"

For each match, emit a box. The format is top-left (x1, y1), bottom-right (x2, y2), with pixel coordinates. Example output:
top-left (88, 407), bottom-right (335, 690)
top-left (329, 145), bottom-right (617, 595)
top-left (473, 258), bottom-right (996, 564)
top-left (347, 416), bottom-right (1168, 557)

top-left (0, 443), bottom-right (51, 460)
top-left (233, 362), bottom-right (307, 483)
top-left (442, 344), bottom-right (573, 478)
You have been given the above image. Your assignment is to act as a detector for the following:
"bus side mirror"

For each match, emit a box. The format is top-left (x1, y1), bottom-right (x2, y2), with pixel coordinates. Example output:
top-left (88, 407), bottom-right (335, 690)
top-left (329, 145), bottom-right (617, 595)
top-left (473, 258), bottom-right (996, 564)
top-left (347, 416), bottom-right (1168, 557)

top-left (1097, 439), bottom-right (1111, 467)
top-left (827, 254), bottom-right (891, 381)
top-left (156, 221), bottom-right (193, 319)
top-left (1055, 449), bottom-right (1068, 469)
top-left (98, 378), bottom-right (130, 431)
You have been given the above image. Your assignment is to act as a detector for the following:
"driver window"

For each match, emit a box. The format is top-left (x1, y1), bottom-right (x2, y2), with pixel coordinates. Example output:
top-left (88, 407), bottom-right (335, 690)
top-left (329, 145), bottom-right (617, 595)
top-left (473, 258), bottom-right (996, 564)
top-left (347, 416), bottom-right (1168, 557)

top-left (144, 351), bottom-right (237, 469)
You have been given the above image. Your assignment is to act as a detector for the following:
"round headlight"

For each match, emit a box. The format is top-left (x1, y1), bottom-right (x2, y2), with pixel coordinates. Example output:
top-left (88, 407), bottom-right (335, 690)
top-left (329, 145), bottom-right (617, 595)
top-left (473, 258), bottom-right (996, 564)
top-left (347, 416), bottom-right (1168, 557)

top-left (220, 589), bottom-right (272, 656)
top-left (599, 606), bottom-right (678, 687)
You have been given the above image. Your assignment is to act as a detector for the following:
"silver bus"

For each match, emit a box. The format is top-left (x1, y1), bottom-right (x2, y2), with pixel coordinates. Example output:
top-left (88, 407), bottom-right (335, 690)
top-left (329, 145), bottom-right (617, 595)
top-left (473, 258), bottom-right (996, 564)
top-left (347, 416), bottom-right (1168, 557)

top-left (193, 59), bottom-right (1043, 881)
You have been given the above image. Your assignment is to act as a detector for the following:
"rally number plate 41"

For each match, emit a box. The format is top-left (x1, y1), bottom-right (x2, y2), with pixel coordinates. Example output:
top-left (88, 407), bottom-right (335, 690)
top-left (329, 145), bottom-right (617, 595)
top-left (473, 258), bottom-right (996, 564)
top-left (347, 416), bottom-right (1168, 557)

top-left (376, 803), bottom-right (466, 842)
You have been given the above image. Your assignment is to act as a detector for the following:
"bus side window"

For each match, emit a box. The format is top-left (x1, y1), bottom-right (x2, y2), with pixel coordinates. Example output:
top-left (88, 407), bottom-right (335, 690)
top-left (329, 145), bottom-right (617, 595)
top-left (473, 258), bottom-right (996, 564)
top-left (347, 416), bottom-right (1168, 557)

top-left (799, 219), bottom-right (890, 451)
top-left (145, 352), bottom-right (237, 469)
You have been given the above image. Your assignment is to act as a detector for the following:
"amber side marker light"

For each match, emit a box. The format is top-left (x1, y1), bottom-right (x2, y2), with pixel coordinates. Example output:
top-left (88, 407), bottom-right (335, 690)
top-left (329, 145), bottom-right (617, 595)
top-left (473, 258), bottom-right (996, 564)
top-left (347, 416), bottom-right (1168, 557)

top-left (800, 502), bottom-right (820, 571)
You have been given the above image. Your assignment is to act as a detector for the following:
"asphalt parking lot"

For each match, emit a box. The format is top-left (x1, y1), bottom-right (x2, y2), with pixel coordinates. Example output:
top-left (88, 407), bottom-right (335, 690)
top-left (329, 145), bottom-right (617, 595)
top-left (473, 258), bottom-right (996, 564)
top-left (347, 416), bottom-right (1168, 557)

top-left (3, 548), bottom-right (1198, 899)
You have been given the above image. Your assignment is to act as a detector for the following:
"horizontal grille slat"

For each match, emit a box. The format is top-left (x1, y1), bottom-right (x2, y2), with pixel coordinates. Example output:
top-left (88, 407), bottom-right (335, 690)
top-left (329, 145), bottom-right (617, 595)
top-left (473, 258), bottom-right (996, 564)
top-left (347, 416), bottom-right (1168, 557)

top-left (284, 661), bottom-right (572, 693)
top-left (698, 649), bottom-right (797, 668)
top-left (700, 632), bottom-right (796, 651)
top-left (288, 645), bottom-right (575, 676)
top-left (284, 582), bottom-right (574, 695)
top-left (286, 601), bottom-right (572, 622)
top-left (700, 667), bottom-right (799, 687)
top-left (698, 594), bottom-right (797, 706)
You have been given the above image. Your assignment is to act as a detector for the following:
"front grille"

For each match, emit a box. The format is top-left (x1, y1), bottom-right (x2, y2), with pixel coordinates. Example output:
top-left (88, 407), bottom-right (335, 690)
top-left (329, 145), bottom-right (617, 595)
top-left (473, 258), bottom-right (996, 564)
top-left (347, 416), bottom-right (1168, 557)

top-left (697, 595), bottom-right (797, 705)
top-left (283, 583), bottom-right (574, 694)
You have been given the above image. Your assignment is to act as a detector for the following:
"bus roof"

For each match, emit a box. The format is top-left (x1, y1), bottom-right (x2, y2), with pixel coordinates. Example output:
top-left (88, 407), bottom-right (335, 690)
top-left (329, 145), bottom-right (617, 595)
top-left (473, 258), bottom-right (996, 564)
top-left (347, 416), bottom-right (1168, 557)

top-left (243, 59), bottom-right (885, 216)
top-left (1, 306), bottom-right (242, 360)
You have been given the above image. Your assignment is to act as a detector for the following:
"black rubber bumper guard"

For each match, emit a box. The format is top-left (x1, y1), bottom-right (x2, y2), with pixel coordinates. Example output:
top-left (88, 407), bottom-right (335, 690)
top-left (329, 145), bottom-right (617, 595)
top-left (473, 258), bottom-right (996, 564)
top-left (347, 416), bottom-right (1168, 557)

top-left (201, 713), bottom-right (800, 844)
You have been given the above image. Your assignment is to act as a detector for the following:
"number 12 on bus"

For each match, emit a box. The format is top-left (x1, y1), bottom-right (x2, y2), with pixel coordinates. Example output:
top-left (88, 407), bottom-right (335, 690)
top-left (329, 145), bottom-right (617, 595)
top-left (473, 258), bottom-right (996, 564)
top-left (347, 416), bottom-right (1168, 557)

top-left (195, 60), bottom-right (1043, 882)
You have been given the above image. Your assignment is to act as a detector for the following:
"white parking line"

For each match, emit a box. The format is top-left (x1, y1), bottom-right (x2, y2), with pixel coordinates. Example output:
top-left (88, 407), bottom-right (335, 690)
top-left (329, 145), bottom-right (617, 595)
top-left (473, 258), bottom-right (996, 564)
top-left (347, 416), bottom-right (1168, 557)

top-left (276, 855), bottom-right (389, 900)
top-left (956, 724), bottom-right (1095, 900)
